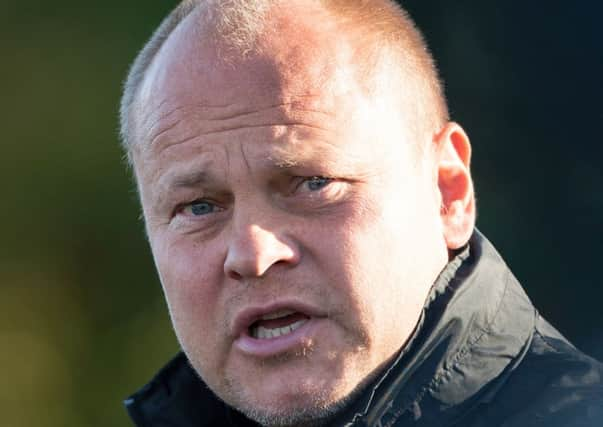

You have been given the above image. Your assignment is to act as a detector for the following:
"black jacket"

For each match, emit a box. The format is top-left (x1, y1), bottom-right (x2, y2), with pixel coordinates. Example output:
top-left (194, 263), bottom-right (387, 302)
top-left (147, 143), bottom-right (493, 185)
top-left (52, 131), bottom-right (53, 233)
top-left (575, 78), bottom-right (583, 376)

top-left (125, 231), bottom-right (603, 426)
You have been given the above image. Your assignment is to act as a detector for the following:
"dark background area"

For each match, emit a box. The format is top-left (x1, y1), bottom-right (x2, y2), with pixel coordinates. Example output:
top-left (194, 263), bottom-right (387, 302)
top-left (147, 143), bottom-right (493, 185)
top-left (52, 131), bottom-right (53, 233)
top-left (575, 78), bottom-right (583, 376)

top-left (1, 1), bottom-right (600, 426)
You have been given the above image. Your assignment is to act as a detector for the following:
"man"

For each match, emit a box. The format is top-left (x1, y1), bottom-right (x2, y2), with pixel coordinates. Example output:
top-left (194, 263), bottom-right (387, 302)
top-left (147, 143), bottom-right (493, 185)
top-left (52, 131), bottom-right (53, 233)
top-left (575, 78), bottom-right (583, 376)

top-left (119, 0), bottom-right (603, 426)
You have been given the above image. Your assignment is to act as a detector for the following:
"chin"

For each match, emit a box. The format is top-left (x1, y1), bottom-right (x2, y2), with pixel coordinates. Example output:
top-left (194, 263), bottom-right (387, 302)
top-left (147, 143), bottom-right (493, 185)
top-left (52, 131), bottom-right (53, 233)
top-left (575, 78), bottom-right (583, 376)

top-left (217, 364), bottom-right (378, 427)
top-left (230, 387), bottom-right (352, 427)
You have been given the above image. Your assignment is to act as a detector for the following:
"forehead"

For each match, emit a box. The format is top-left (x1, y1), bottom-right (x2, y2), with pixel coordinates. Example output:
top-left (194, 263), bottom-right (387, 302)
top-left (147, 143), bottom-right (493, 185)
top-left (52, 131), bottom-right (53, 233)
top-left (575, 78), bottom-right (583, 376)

top-left (135, 6), bottom-right (381, 145)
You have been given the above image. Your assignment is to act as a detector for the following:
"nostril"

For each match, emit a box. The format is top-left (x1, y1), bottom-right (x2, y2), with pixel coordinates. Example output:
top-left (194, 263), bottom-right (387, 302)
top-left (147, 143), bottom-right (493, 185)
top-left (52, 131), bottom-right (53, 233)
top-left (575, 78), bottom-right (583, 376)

top-left (228, 269), bottom-right (243, 281)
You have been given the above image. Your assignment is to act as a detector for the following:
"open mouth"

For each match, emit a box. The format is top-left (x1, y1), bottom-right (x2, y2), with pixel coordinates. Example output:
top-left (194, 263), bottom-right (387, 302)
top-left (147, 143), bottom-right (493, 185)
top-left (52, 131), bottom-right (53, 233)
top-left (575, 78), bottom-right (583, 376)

top-left (248, 309), bottom-right (311, 340)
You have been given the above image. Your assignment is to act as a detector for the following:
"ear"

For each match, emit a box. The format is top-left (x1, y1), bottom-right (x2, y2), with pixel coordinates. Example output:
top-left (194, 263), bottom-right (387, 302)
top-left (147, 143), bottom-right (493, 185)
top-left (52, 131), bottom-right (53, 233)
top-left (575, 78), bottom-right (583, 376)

top-left (434, 122), bottom-right (476, 250)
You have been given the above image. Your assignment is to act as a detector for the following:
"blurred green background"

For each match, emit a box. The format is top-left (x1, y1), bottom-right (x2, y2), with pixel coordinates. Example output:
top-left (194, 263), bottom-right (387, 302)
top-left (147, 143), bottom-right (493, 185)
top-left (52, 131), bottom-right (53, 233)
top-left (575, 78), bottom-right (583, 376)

top-left (1, 1), bottom-right (601, 426)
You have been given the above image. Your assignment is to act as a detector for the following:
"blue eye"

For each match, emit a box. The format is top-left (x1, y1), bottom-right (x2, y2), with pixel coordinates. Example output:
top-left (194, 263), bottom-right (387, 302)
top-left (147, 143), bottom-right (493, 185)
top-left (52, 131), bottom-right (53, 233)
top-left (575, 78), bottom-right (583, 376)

top-left (306, 176), bottom-right (331, 191)
top-left (189, 201), bottom-right (215, 216)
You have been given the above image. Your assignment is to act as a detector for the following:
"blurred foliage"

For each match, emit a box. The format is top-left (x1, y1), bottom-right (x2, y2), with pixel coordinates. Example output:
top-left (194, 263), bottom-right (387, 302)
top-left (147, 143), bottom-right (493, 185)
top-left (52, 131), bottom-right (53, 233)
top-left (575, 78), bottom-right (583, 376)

top-left (1, 1), bottom-right (601, 426)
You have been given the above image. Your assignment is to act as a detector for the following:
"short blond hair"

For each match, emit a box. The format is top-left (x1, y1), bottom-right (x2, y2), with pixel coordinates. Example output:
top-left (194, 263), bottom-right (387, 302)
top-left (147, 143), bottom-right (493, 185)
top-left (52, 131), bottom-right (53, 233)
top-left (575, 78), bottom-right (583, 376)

top-left (119, 0), bottom-right (449, 163)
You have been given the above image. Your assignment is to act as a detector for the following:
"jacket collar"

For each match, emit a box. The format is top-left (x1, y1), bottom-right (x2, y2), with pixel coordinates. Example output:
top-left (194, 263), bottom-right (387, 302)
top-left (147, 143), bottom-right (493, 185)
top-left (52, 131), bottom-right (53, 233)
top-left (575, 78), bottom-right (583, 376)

top-left (125, 230), bottom-right (536, 426)
top-left (343, 230), bottom-right (536, 426)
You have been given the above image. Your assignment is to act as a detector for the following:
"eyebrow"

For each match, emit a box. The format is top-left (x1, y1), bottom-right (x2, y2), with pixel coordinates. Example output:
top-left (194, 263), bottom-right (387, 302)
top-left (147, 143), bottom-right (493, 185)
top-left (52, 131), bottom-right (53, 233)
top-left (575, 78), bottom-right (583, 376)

top-left (267, 155), bottom-right (300, 169)
top-left (167, 170), bottom-right (212, 190)
top-left (166, 159), bottom-right (302, 190)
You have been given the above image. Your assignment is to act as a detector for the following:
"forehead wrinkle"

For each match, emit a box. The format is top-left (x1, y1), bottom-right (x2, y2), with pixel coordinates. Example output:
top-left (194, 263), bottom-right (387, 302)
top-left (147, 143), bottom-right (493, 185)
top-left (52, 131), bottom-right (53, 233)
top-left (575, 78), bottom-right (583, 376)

top-left (154, 161), bottom-right (222, 204)
top-left (153, 121), bottom-right (333, 162)
top-left (140, 102), bottom-right (186, 135)
top-left (237, 139), bottom-right (252, 177)
top-left (142, 102), bottom-right (242, 151)
top-left (144, 98), bottom-right (336, 158)
top-left (139, 101), bottom-right (233, 147)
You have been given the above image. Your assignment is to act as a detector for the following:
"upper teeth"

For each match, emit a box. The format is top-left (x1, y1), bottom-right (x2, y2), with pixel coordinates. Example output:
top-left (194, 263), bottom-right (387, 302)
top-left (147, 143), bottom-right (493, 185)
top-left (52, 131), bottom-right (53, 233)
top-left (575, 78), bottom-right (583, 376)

top-left (260, 309), bottom-right (296, 320)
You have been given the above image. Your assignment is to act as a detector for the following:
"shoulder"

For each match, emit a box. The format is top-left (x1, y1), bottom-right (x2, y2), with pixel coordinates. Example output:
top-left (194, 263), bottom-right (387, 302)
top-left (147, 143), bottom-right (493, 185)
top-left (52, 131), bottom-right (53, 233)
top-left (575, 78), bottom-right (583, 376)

top-left (474, 315), bottom-right (603, 427)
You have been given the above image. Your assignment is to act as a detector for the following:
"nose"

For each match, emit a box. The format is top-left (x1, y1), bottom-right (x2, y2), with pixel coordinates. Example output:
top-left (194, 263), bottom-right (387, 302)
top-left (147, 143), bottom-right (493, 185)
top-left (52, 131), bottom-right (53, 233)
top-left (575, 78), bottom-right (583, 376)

top-left (224, 222), bottom-right (300, 280)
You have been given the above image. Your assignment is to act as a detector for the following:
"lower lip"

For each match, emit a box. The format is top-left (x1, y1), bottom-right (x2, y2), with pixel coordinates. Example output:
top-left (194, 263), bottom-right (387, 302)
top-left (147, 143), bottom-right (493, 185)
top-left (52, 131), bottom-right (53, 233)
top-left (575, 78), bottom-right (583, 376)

top-left (234, 317), bottom-right (320, 357)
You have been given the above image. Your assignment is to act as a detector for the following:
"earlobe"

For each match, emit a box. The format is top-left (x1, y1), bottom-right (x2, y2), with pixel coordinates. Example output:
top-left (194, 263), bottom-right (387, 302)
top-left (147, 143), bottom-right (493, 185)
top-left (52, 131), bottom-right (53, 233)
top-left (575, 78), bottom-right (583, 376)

top-left (435, 123), bottom-right (476, 250)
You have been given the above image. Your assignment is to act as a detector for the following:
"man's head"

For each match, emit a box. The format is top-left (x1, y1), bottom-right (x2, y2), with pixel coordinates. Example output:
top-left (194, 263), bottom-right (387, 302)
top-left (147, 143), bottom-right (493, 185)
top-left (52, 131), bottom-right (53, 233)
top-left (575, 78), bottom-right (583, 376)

top-left (120, 1), bottom-right (475, 425)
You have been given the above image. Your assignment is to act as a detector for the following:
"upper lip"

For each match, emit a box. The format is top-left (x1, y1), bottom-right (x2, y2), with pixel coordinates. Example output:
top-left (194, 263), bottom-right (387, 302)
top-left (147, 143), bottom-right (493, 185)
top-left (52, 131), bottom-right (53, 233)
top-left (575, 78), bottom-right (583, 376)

top-left (232, 300), bottom-right (324, 338)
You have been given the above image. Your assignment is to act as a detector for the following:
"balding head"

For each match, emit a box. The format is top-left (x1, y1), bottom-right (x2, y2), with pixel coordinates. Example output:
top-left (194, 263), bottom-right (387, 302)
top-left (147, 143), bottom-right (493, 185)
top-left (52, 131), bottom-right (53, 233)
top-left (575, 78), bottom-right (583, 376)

top-left (119, 0), bottom-right (449, 165)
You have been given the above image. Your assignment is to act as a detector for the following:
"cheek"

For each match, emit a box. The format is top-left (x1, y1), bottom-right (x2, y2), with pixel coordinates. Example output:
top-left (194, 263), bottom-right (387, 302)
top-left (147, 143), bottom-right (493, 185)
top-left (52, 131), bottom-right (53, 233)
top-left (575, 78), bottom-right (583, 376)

top-left (308, 200), bottom-right (386, 329)
top-left (322, 185), bottom-right (441, 352)
top-left (152, 234), bottom-right (226, 335)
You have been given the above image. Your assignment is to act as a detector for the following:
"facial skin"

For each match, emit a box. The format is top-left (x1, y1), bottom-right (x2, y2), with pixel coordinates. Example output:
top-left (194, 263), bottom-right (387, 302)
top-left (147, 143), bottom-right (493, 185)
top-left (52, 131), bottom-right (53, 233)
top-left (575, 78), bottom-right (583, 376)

top-left (132, 4), bottom-right (474, 426)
